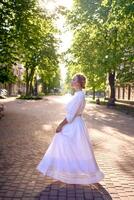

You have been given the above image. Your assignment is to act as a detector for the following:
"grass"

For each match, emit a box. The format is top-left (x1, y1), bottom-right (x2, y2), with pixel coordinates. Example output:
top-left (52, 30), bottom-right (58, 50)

top-left (17, 95), bottom-right (43, 100)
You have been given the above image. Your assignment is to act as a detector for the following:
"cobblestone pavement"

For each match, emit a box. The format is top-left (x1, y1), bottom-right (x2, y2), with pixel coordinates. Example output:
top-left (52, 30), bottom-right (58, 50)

top-left (0, 96), bottom-right (134, 200)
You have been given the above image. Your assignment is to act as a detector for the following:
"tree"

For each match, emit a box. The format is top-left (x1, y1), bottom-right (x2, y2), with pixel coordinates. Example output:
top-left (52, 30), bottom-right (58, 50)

top-left (0, 66), bottom-right (16, 84)
top-left (66, 0), bottom-right (134, 102)
top-left (13, 1), bottom-right (59, 95)
top-left (39, 66), bottom-right (60, 94)
top-left (0, 0), bottom-right (60, 95)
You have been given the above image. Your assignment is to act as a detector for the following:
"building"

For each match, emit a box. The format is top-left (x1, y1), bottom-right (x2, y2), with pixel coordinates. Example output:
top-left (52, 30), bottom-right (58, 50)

top-left (115, 84), bottom-right (134, 101)
top-left (0, 64), bottom-right (25, 96)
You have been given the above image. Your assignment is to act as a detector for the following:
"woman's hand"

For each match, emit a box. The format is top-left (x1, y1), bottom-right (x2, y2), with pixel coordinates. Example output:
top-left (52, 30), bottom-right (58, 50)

top-left (56, 124), bottom-right (63, 133)
top-left (56, 118), bottom-right (68, 133)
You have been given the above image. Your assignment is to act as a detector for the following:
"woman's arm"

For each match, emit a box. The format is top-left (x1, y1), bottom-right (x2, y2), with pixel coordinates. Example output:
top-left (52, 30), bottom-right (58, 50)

top-left (56, 93), bottom-right (83, 133)
top-left (56, 118), bottom-right (68, 133)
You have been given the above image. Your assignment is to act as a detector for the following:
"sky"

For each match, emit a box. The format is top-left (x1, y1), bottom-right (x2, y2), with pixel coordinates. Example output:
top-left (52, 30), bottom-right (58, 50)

top-left (39, 0), bottom-right (73, 81)
top-left (42, 0), bottom-right (73, 10)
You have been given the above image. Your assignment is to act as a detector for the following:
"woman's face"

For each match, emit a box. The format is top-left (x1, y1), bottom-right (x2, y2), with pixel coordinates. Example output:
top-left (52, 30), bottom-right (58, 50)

top-left (71, 76), bottom-right (81, 89)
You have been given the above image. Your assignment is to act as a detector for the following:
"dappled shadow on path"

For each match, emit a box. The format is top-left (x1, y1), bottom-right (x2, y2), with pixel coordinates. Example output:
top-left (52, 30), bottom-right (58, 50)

top-left (34, 181), bottom-right (112, 200)
top-left (0, 97), bottom-right (65, 175)
top-left (84, 104), bottom-right (134, 177)
top-left (1, 97), bottom-right (134, 187)
top-left (115, 146), bottom-right (134, 178)
top-left (84, 104), bottom-right (134, 139)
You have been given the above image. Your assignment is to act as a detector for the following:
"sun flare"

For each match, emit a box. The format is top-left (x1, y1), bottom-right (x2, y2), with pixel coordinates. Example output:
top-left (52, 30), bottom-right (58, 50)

top-left (39, 0), bottom-right (73, 11)
top-left (39, 0), bottom-right (73, 81)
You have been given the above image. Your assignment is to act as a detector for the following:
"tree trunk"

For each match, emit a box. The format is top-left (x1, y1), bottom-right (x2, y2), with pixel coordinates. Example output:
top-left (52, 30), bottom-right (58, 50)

top-left (8, 83), bottom-right (12, 96)
top-left (29, 80), bottom-right (33, 95)
top-left (34, 76), bottom-right (38, 96)
top-left (92, 87), bottom-right (95, 100)
top-left (26, 67), bottom-right (30, 96)
top-left (43, 83), bottom-right (46, 93)
top-left (128, 85), bottom-right (131, 100)
top-left (30, 68), bottom-right (35, 95)
top-left (25, 66), bottom-right (35, 96)
top-left (108, 71), bottom-right (115, 106)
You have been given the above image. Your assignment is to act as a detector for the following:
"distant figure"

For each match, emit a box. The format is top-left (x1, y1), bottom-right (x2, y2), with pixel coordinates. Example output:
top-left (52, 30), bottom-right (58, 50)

top-left (96, 98), bottom-right (100, 105)
top-left (36, 74), bottom-right (104, 185)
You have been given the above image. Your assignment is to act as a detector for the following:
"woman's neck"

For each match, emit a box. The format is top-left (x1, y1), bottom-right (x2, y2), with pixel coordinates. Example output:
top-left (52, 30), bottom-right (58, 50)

top-left (75, 88), bottom-right (82, 92)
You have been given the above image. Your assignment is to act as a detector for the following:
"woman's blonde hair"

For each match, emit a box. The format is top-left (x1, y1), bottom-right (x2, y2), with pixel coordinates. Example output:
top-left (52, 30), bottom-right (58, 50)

top-left (74, 74), bottom-right (86, 89)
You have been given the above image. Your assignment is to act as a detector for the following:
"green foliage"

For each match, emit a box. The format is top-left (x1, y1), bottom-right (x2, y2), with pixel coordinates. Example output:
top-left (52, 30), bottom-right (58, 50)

top-left (0, 66), bottom-right (16, 83)
top-left (0, 0), bottom-right (60, 94)
top-left (39, 66), bottom-right (61, 93)
top-left (116, 49), bottom-right (134, 84)
top-left (66, 0), bottom-right (134, 97)
top-left (17, 95), bottom-right (42, 100)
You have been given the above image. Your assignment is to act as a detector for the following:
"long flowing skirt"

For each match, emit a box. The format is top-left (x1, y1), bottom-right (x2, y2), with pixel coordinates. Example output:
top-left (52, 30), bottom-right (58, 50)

top-left (36, 116), bottom-right (104, 184)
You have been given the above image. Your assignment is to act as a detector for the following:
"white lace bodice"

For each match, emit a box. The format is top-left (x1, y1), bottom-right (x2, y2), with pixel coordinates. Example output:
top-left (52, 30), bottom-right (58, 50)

top-left (65, 91), bottom-right (85, 123)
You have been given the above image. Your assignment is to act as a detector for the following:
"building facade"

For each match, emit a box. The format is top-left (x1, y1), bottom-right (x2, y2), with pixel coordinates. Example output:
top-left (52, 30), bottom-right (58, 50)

top-left (0, 64), bottom-right (25, 96)
top-left (115, 84), bottom-right (134, 101)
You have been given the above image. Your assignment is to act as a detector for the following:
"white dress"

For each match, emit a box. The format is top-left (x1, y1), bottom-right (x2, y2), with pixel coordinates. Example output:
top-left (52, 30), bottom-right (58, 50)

top-left (36, 91), bottom-right (104, 185)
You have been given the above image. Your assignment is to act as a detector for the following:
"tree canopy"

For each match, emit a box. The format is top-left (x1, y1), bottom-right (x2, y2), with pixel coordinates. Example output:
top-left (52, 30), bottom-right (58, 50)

top-left (65, 0), bottom-right (134, 99)
top-left (0, 0), bottom-right (60, 94)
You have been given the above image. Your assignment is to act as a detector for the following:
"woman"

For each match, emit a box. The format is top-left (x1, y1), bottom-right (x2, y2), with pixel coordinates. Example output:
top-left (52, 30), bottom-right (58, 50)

top-left (36, 74), bottom-right (104, 185)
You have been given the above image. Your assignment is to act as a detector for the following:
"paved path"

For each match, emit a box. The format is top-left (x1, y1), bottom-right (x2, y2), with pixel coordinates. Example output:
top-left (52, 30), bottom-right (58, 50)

top-left (0, 96), bottom-right (134, 200)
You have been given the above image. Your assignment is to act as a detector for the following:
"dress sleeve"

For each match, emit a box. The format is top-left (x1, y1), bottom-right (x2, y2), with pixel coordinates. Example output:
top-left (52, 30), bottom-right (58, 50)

top-left (65, 93), bottom-right (83, 123)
